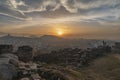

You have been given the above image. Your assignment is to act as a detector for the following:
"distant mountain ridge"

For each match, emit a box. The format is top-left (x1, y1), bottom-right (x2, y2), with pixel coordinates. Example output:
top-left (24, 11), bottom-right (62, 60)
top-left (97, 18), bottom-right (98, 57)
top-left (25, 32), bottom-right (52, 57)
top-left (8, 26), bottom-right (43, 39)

top-left (0, 35), bottom-right (115, 53)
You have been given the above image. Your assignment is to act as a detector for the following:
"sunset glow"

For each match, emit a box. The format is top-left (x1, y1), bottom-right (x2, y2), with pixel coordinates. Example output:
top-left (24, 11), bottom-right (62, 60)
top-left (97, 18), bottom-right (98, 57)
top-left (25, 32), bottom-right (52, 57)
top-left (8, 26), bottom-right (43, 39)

top-left (57, 31), bottom-right (63, 36)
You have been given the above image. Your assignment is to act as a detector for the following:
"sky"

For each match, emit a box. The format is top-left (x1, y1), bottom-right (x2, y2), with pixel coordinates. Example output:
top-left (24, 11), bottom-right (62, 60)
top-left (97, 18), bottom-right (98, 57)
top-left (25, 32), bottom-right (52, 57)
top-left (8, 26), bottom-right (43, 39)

top-left (0, 0), bottom-right (120, 40)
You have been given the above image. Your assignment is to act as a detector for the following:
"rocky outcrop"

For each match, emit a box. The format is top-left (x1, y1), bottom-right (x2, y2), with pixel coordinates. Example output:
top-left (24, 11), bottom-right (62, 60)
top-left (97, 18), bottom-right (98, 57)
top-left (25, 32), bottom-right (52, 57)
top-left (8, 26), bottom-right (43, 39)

top-left (34, 45), bottom-right (111, 67)
top-left (17, 46), bottom-right (33, 62)
top-left (0, 53), bottom-right (18, 80)
top-left (0, 45), bottom-right (13, 54)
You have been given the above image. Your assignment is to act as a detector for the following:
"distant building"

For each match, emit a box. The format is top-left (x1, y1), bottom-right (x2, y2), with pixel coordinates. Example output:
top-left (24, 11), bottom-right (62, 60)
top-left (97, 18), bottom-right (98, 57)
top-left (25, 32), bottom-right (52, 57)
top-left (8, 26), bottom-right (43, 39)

top-left (17, 46), bottom-right (33, 62)
top-left (0, 45), bottom-right (13, 54)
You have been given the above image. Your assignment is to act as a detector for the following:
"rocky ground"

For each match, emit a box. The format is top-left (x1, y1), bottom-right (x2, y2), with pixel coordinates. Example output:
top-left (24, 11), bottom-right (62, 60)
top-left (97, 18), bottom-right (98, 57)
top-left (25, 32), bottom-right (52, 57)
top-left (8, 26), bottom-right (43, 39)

top-left (0, 53), bottom-right (120, 80)
top-left (17, 54), bottom-right (120, 80)
top-left (0, 42), bottom-right (120, 80)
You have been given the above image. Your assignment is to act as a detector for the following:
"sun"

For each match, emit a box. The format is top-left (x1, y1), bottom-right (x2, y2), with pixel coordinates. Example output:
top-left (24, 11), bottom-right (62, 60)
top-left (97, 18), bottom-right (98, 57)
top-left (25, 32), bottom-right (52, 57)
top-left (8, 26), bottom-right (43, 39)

top-left (57, 31), bottom-right (63, 36)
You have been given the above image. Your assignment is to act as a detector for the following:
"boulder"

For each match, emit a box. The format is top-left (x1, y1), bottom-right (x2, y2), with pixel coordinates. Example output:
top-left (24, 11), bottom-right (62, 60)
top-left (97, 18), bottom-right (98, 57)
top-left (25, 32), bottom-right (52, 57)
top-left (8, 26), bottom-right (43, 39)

top-left (0, 64), bottom-right (17, 80)
top-left (0, 53), bottom-right (19, 66)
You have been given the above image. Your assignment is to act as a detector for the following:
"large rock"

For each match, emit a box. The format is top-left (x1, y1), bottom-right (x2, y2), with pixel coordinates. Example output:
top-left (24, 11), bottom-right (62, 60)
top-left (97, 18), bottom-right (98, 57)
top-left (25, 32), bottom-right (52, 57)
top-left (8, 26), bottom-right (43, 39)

top-left (0, 64), bottom-right (17, 80)
top-left (0, 53), bottom-right (19, 80)
top-left (0, 53), bottom-right (19, 66)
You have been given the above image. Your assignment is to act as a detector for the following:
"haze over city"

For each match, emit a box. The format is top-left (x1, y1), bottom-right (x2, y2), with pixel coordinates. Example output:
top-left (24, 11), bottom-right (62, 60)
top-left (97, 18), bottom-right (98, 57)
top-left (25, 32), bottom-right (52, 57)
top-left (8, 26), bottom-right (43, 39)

top-left (0, 0), bottom-right (120, 40)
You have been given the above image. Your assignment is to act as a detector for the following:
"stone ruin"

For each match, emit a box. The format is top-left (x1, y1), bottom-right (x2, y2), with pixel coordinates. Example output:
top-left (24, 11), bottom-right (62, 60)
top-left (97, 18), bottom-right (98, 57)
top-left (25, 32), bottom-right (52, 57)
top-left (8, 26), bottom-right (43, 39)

top-left (17, 46), bottom-right (33, 62)
top-left (0, 45), bottom-right (13, 54)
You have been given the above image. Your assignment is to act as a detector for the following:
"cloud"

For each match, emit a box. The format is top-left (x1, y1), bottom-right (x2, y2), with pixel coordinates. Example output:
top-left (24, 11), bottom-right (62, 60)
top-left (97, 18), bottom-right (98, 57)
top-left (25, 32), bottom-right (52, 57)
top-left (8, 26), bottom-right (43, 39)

top-left (9, 0), bottom-right (25, 8)
top-left (16, 0), bottom-right (61, 13)
top-left (22, 0), bottom-right (120, 13)
top-left (60, 0), bottom-right (78, 13)
top-left (0, 0), bottom-right (120, 25)
top-left (75, 0), bottom-right (120, 9)
top-left (20, 0), bottom-right (120, 20)
top-left (0, 0), bottom-right (30, 20)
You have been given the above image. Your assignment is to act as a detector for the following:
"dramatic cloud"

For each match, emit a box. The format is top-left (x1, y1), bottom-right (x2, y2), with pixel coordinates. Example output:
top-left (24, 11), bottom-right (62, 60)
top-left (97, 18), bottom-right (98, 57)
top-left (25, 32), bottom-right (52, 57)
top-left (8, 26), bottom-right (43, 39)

top-left (0, 0), bottom-right (120, 22)
top-left (0, 0), bottom-right (120, 40)
top-left (0, 0), bottom-right (31, 20)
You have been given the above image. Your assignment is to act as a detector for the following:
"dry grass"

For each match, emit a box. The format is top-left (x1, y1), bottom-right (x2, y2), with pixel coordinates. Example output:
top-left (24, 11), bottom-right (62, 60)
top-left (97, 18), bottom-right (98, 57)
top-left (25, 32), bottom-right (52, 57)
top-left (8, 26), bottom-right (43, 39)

top-left (81, 54), bottom-right (120, 80)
